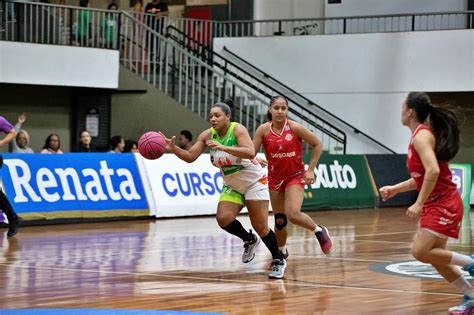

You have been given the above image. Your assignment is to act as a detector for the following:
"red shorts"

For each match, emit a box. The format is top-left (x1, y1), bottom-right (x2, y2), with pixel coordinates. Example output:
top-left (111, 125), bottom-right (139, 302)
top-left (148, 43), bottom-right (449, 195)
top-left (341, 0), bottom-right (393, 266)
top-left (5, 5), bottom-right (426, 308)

top-left (268, 173), bottom-right (305, 192)
top-left (420, 193), bottom-right (463, 239)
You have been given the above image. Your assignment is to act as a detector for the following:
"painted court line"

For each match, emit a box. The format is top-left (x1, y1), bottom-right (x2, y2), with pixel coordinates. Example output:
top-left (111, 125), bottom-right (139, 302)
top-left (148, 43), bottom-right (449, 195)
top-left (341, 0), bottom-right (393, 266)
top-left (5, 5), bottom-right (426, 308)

top-left (0, 262), bottom-right (462, 298)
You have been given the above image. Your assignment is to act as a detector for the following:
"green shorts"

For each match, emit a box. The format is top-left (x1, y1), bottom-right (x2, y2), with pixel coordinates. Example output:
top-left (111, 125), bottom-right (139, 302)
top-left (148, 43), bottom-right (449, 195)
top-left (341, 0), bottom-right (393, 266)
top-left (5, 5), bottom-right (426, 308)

top-left (219, 184), bottom-right (245, 206)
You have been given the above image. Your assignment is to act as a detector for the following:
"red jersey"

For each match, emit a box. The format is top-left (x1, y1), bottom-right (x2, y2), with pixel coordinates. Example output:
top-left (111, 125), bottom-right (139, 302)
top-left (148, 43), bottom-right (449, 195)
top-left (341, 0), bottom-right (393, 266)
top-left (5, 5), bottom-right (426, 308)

top-left (263, 120), bottom-right (304, 179)
top-left (407, 124), bottom-right (458, 202)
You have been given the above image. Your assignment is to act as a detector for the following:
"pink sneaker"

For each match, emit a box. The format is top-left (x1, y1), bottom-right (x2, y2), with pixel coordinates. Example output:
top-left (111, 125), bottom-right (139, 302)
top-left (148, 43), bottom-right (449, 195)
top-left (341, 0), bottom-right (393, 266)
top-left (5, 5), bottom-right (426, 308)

top-left (316, 225), bottom-right (333, 254)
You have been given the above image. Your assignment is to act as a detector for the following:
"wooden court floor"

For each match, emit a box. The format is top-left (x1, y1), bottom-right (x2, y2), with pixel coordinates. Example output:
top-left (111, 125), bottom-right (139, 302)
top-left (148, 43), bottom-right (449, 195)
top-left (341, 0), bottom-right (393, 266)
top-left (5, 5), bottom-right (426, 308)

top-left (0, 207), bottom-right (473, 314)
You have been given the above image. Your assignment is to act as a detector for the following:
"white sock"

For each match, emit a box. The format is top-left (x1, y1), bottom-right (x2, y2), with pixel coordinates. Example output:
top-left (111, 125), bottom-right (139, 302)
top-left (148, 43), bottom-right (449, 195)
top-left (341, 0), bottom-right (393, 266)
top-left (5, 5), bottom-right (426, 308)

top-left (314, 225), bottom-right (322, 233)
top-left (450, 252), bottom-right (474, 267)
top-left (451, 275), bottom-right (474, 298)
top-left (279, 246), bottom-right (287, 252)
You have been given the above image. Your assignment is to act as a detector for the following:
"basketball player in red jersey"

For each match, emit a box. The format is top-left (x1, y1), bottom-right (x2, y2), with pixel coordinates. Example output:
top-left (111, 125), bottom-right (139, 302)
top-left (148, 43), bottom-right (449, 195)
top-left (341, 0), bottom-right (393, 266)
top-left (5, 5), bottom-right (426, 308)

top-left (379, 92), bottom-right (474, 314)
top-left (253, 96), bottom-right (333, 261)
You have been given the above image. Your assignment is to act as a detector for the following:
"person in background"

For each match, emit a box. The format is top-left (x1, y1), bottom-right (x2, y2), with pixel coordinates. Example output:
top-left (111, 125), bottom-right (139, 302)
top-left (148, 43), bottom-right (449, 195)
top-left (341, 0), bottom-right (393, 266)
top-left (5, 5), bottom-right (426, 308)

top-left (253, 95), bottom-right (333, 263)
top-left (144, 0), bottom-right (168, 61)
top-left (178, 130), bottom-right (193, 151)
top-left (76, 0), bottom-right (92, 46)
top-left (123, 140), bottom-right (139, 153)
top-left (0, 115), bottom-right (21, 237)
top-left (109, 135), bottom-right (125, 153)
top-left (74, 130), bottom-right (95, 152)
top-left (12, 113), bottom-right (34, 154)
top-left (378, 92), bottom-right (474, 315)
top-left (40, 133), bottom-right (63, 154)
top-left (103, 2), bottom-right (118, 48)
top-left (161, 99), bottom-right (287, 279)
top-left (133, 0), bottom-right (143, 13)
top-left (144, 0), bottom-right (168, 18)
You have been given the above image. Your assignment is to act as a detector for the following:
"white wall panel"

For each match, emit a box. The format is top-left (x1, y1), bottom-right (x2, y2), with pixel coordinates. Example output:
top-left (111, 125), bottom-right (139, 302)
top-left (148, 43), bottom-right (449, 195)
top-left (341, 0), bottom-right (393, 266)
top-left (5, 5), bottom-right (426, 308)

top-left (0, 42), bottom-right (119, 89)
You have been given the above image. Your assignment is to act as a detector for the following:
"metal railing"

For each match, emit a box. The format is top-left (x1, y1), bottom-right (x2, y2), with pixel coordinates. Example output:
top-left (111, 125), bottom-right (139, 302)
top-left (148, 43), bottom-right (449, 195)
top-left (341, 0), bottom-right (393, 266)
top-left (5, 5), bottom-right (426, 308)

top-left (2, 2), bottom-right (472, 48)
top-left (166, 25), bottom-right (348, 154)
top-left (121, 12), bottom-right (272, 137)
top-left (0, 1), bottom-right (120, 49)
top-left (161, 10), bottom-right (474, 41)
top-left (221, 47), bottom-right (396, 154)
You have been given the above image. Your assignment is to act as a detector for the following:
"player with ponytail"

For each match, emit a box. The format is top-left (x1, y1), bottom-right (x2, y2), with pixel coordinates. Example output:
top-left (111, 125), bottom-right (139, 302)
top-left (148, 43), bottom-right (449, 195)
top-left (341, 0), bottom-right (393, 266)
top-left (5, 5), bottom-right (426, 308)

top-left (379, 92), bottom-right (472, 314)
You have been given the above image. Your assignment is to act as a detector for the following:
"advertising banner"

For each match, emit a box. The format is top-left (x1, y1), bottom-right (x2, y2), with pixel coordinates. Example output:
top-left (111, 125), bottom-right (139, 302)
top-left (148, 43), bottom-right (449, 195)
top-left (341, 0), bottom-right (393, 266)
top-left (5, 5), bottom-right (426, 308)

top-left (449, 163), bottom-right (472, 210)
top-left (449, 164), bottom-right (472, 245)
top-left (1, 153), bottom-right (148, 220)
top-left (137, 153), bottom-right (224, 217)
top-left (302, 154), bottom-right (375, 209)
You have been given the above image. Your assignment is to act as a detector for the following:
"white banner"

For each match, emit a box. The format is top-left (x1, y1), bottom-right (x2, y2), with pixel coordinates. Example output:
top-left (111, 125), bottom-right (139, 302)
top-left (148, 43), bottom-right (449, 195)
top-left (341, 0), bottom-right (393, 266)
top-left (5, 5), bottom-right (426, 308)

top-left (137, 153), bottom-right (224, 217)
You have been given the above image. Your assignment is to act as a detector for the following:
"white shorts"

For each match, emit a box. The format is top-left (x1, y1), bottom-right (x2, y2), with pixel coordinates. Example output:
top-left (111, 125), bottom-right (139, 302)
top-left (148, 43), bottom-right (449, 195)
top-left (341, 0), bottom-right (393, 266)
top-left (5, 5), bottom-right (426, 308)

top-left (220, 179), bottom-right (269, 205)
top-left (244, 180), bottom-right (269, 201)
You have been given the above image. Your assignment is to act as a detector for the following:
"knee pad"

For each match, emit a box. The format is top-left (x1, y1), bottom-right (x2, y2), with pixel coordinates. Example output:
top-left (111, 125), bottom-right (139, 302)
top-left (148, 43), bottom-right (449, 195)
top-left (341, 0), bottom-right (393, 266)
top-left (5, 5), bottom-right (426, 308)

top-left (274, 213), bottom-right (288, 231)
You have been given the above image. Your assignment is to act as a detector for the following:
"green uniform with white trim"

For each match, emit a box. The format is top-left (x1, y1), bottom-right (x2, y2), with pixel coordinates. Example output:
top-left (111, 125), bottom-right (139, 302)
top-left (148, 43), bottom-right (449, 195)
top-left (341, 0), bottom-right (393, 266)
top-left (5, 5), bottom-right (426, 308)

top-left (210, 122), bottom-right (268, 205)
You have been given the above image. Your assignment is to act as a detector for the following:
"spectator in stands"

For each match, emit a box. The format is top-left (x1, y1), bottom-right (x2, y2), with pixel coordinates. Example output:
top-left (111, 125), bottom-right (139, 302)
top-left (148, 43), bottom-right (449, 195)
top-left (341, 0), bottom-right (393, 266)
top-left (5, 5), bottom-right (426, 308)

top-left (109, 135), bottom-right (124, 153)
top-left (12, 113), bottom-right (34, 154)
top-left (145, 0), bottom-right (168, 19)
top-left (133, 0), bottom-right (143, 13)
top-left (144, 0), bottom-right (168, 61)
top-left (123, 140), bottom-right (139, 153)
top-left (178, 130), bottom-right (193, 150)
top-left (103, 3), bottom-right (118, 48)
top-left (160, 99), bottom-right (286, 279)
top-left (76, 0), bottom-right (92, 46)
top-left (74, 130), bottom-right (95, 152)
top-left (253, 95), bottom-right (332, 265)
top-left (0, 115), bottom-right (22, 237)
top-left (41, 133), bottom-right (63, 154)
top-left (378, 92), bottom-right (474, 314)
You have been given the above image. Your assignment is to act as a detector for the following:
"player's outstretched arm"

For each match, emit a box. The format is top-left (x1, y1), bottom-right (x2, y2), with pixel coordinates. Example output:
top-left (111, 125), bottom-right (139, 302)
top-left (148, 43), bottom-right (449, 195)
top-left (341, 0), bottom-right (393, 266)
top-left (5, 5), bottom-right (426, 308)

top-left (162, 130), bottom-right (208, 163)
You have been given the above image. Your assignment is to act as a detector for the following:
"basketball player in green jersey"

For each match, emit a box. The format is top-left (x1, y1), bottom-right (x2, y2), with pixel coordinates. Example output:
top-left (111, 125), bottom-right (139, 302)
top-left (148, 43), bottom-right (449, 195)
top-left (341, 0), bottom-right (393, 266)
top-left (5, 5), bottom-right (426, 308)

top-left (161, 100), bottom-right (286, 278)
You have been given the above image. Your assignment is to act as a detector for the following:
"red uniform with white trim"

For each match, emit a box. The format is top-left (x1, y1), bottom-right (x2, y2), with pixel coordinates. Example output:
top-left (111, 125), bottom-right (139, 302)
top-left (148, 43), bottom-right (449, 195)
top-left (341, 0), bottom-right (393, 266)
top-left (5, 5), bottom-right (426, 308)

top-left (407, 124), bottom-right (463, 238)
top-left (263, 120), bottom-right (305, 191)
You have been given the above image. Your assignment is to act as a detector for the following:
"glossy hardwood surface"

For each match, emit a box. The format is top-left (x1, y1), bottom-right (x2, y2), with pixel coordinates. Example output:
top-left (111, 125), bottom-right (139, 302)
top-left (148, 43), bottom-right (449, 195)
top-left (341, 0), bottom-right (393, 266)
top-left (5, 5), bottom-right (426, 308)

top-left (0, 208), bottom-right (472, 314)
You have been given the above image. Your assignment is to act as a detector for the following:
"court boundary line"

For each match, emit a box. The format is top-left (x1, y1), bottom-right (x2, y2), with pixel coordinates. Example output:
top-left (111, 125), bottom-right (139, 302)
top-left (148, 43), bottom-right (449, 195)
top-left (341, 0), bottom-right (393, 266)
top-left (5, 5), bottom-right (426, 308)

top-left (0, 262), bottom-right (462, 298)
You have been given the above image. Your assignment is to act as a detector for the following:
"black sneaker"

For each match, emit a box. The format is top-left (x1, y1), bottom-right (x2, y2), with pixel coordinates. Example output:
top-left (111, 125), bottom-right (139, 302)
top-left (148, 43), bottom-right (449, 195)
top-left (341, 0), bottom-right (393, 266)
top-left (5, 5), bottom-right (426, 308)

top-left (7, 217), bottom-right (22, 238)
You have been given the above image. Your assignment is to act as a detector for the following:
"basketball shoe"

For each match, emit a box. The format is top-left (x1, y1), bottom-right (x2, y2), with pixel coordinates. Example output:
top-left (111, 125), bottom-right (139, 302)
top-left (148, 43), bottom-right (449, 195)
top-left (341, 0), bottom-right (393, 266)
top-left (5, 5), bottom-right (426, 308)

top-left (316, 225), bottom-right (333, 254)
top-left (449, 295), bottom-right (474, 314)
top-left (242, 231), bottom-right (260, 263)
top-left (269, 258), bottom-right (287, 279)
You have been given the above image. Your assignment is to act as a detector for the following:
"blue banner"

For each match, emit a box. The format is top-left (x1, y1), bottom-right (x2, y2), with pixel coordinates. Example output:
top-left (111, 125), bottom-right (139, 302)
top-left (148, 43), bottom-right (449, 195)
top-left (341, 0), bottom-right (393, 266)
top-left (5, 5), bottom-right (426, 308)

top-left (1, 153), bottom-right (148, 213)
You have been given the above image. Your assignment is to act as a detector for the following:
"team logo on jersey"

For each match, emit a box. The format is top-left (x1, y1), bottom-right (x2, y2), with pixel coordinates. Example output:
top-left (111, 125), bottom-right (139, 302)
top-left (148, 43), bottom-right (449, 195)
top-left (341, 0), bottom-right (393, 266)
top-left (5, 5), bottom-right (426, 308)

top-left (285, 134), bottom-right (293, 141)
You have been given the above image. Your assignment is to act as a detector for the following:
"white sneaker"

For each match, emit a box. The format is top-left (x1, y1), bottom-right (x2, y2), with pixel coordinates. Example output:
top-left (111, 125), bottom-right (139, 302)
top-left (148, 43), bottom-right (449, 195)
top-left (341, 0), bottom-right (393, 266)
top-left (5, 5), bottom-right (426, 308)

top-left (449, 295), bottom-right (474, 314)
top-left (269, 258), bottom-right (287, 279)
top-left (242, 232), bottom-right (260, 263)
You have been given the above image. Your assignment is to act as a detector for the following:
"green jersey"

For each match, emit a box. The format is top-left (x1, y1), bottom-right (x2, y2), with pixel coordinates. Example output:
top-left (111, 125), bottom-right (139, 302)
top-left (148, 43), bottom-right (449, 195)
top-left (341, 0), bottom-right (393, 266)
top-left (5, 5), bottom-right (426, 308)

top-left (209, 122), bottom-right (265, 194)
